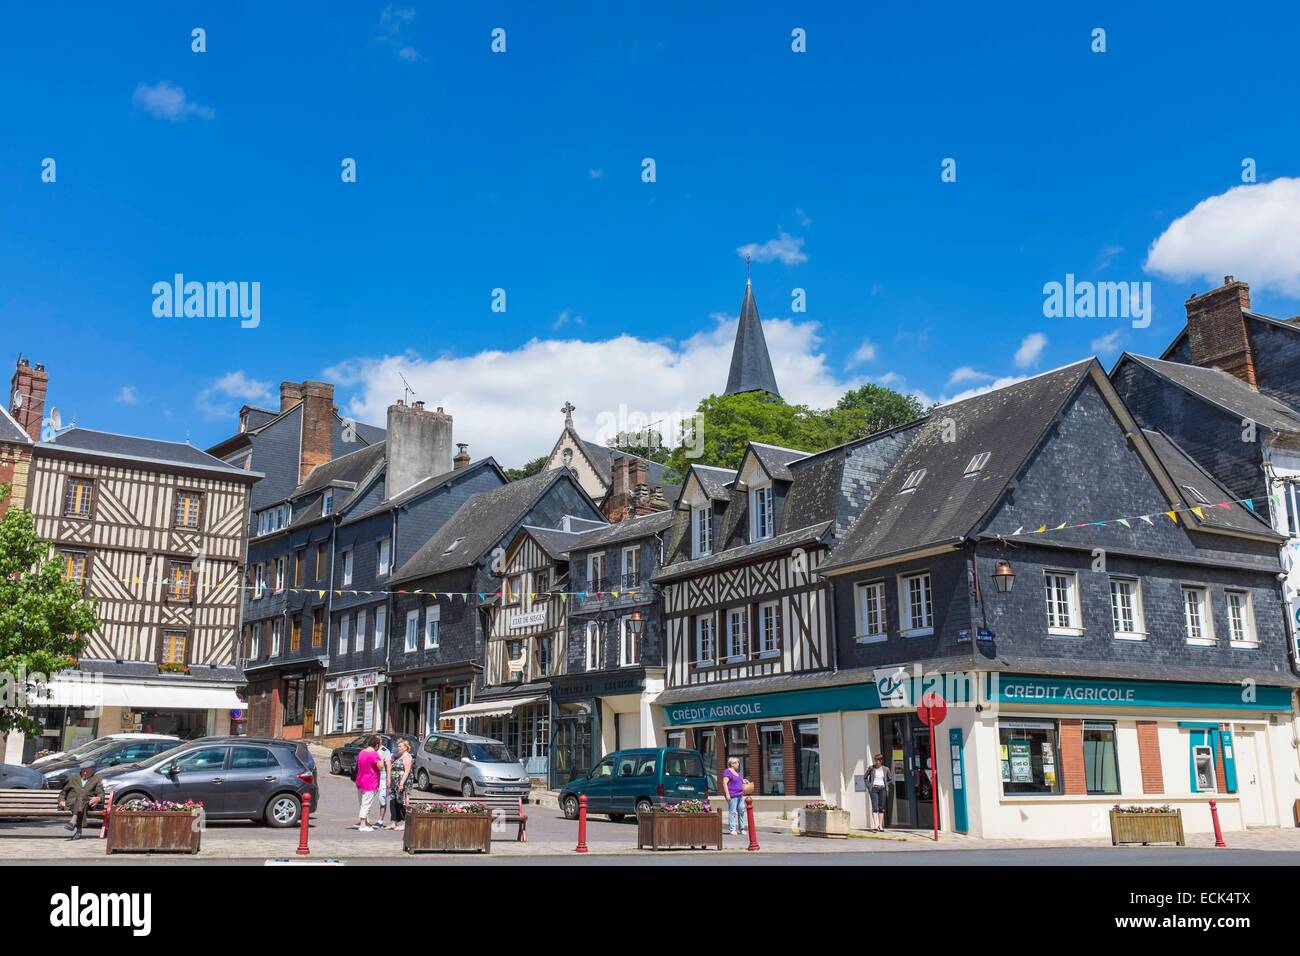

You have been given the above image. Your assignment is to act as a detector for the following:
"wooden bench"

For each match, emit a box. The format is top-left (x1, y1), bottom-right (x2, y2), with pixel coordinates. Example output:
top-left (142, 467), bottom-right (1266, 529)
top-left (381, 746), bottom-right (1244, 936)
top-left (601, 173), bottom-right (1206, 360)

top-left (0, 788), bottom-right (66, 818)
top-left (409, 796), bottom-right (528, 842)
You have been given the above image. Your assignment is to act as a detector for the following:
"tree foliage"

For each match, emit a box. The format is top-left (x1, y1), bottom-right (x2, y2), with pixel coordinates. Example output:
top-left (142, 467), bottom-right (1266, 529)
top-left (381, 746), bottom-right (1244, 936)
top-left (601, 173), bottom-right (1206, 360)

top-left (0, 487), bottom-right (100, 735)
top-left (505, 455), bottom-right (548, 482)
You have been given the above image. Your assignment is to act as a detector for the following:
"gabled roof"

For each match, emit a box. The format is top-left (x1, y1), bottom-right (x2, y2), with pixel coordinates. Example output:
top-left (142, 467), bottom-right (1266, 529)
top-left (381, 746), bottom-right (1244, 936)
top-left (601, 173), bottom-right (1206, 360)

top-left (515, 525), bottom-right (584, 562)
top-left (293, 442), bottom-right (386, 498)
top-left (653, 521), bottom-right (833, 583)
top-left (1160, 309), bottom-right (1300, 361)
top-left (391, 469), bottom-right (595, 583)
top-left (339, 459), bottom-right (509, 526)
top-left (567, 509), bottom-right (674, 551)
top-left (0, 405), bottom-right (32, 445)
top-left (746, 442), bottom-right (809, 482)
top-left (1115, 354), bottom-right (1300, 434)
top-left (1141, 429), bottom-right (1276, 536)
top-left (576, 437), bottom-right (676, 500)
top-left (206, 402), bottom-right (384, 458)
top-left (822, 359), bottom-right (1097, 572)
top-left (724, 280), bottom-right (780, 397)
top-left (40, 427), bottom-right (259, 481)
top-left (688, 464), bottom-right (736, 500)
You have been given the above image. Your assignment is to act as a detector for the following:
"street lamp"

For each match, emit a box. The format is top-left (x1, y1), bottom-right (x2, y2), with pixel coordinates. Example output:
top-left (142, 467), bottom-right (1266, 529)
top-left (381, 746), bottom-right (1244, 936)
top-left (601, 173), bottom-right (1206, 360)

top-left (992, 558), bottom-right (1015, 594)
top-left (627, 611), bottom-right (644, 662)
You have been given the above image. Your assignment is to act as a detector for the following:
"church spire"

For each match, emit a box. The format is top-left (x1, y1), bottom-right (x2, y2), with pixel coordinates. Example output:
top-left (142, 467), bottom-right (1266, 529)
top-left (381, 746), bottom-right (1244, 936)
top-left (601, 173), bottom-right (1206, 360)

top-left (724, 263), bottom-right (781, 398)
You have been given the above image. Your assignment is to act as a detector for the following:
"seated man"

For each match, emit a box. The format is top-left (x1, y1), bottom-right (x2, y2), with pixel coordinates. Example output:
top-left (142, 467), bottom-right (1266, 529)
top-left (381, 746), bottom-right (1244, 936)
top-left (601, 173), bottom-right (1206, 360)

top-left (59, 761), bottom-right (104, 841)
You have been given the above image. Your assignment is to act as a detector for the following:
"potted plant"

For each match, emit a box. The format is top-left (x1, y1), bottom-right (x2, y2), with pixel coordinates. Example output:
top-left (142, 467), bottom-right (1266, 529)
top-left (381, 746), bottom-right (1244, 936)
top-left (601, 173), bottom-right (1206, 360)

top-left (1109, 804), bottom-right (1185, 846)
top-left (637, 799), bottom-right (724, 850)
top-left (403, 801), bottom-right (492, 853)
top-left (106, 799), bottom-right (203, 854)
top-left (159, 662), bottom-right (189, 674)
top-left (801, 800), bottom-right (850, 839)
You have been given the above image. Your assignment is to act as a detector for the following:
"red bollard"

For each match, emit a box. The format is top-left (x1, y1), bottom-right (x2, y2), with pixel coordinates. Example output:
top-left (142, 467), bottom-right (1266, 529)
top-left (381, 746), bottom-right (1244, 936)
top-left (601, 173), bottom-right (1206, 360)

top-left (296, 791), bottom-right (312, 856)
top-left (745, 795), bottom-right (760, 851)
top-left (99, 788), bottom-right (114, 839)
top-left (575, 794), bottom-right (589, 853)
top-left (1209, 799), bottom-right (1227, 848)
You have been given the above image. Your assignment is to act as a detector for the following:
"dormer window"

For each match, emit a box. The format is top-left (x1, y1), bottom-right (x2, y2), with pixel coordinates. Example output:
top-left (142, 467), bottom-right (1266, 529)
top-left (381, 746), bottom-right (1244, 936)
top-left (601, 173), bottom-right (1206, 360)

top-left (692, 505), bottom-right (713, 558)
top-left (1182, 484), bottom-right (1210, 505)
top-left (442, 536), bottom-right (465, 555)
top-left (964, 453), bottom-right (990, 476)
top-left (750, 483), bottom-right (774, 541)
top-left (900, 469), bottom-right (926, 493)
top-left (321, 489), bottom-right (334, 516)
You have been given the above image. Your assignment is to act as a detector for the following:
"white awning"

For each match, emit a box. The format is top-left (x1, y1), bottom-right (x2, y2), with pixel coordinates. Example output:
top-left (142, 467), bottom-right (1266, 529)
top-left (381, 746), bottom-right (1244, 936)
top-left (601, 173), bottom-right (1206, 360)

top-left (33, 678), bottom-right (241, 712)
top-left (440, 694), bottom-right (547, 719)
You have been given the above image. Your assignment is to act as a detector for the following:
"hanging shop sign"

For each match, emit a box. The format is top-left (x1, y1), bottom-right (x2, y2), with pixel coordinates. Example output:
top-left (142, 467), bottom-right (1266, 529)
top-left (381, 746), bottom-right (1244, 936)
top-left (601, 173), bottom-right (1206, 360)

top-left (509, 611), bottom-right (549, 630)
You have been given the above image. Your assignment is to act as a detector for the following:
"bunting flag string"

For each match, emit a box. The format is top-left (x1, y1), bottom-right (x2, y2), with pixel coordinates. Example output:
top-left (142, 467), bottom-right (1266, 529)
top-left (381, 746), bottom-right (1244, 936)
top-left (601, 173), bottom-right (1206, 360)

top-left (1007, 493), bottom-right (1257, 541)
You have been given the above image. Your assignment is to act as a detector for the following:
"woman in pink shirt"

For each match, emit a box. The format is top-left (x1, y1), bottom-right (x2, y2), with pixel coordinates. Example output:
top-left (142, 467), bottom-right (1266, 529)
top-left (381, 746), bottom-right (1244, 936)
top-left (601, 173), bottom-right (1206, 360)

top-left (355, 735), bottom-right (383, 832)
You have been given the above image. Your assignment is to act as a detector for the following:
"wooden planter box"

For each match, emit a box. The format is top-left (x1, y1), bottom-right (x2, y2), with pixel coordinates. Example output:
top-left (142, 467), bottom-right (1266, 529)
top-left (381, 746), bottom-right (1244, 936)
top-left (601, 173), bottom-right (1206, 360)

top-left (802, 808), bottom-right (850, 839)
top-left (403, 813), bottom-right (492, 853)
top-left (637, 809), bottom-right (724, 850)
top-left (106, 811), bottom-right (202, 854)
top-left (1109, 810), bottom-right (1185, 847)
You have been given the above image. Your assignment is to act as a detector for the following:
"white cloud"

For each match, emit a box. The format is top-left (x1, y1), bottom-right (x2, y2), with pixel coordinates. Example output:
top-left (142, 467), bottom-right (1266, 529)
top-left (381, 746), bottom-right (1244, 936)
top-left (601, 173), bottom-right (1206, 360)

top-left (942, 374), bottom-right (1030, 405)
top-left (1145, 178), bottom-right (1300, 297)
top-left (1013, 332), bottom-right (1048, 369)
top-left (397, 46), bottom-right (419, 62)
top-left (114, 386), bottom-right (140, 406)
top-left (795, 207), bottom-right (812, 228)
top-left (195, 371), bottom-right (274, 422)
top-left (588, 168), bottom-right (604, 179)
top-left (947, 366), bottom-right (993, 387)
top-left (848, 340), bottom-right (877, 366)
top-left (325, 318), bottom-right (894, 469)
top-left (376, 4), bottom-right (419, 60)
top-left (737, 232), bottom-right (808, 266)
top-left (132, 81), bottom-right (214, 121)
top-left (551, 309), bottom-right (585, 331)
top-left (1096, 245), bottom-right (1124, 270)
top-left (1090, 330), bottom-right (1123, 355)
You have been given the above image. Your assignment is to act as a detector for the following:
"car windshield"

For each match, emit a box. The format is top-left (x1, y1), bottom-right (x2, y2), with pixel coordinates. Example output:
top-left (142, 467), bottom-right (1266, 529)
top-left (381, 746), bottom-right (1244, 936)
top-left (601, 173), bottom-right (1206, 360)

top-left (59, 738), bottom-right (115, 760)
top-left (466, 743), bottom-right (516, 763)
top-left (139, 743), bottom-right (191, 769)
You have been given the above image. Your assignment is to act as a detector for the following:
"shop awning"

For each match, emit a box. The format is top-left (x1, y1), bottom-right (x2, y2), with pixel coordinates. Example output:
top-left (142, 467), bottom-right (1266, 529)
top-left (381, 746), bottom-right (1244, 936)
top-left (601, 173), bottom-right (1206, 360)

top-left (440, 694), bottom-right (546, 719)
top-left (32, 678), bottom-right (241, 711)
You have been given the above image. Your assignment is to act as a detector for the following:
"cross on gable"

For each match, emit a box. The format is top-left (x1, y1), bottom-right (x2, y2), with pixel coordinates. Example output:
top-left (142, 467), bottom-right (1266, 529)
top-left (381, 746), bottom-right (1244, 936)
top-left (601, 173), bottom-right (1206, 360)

top-left (561, 401), bottom-right (576, 427)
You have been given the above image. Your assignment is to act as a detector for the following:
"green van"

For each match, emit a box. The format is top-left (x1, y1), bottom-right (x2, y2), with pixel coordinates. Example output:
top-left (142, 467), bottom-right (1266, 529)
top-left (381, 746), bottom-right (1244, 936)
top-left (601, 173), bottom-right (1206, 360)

top-left (558, 748), bottom-right (711, 821)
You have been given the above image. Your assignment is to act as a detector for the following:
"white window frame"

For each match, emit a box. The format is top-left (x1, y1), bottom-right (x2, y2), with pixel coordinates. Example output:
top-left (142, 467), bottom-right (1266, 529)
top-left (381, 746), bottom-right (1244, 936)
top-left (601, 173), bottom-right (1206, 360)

top-left (750, 483), bottom-right (774, 542)
top-left (1044, 570), bottom-right (1083, 637)
top-left (342, 549), bottom-right (353, 587)
top-left (356, 608), bottom-right (368, 648)
top-left (726, 607), bottom-right (749, 662)
top-left (253, 563), bottom-right (265, 600)
top-left (692, 505), bottom-right (713, 558)
top-left (374, 605), bottom-right (387, 649)
top-left (404, 610), bottom-right (419, 652)
top-left (1108, 576), bottom-right (1145, 640)
top-left (1182, 585), bottom-right (1215, 646)
top-left (622, 546), bottom-right (640, 588)
top-left (898, 572), bottom-right (933, 637)
top-left (855, 580), bottom-right (887, 643)
top-left (585, 621), bottom-right (600, 671)
top-left (424, 604), bottom-right (440, 649)
top-left (757, 600), bottom-right (780, 658)
top-left (619, 616), bottom-right (640, 667)
top-left (695, 613), bottom-right (716, 666)
top-left (1225, 589), bottom-right (1257, 647)
top-left (377, 538), bottom-right (391, 577)
top-left (274, 557), bottom-right (286, 593)
top-left (271, 618), bottom-right (283, 657)
top-left (586, 552), bottom-right (606, 588)
top-left (337, 613), bottom-right (351, 655)
top-left (249, 623), bottom-right (261, 659)
top-left (321, 489), bottom-right (334, 516)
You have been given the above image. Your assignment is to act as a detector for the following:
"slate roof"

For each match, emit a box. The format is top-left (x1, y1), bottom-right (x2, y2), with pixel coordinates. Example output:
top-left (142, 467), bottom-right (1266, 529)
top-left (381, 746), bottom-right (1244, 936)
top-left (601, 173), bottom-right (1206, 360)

top-left (567, 509), bottom-right (674, 552)
top-left (517, 526), bottom-right (583, 561)
top-left (41, 427), bottom-right (258, 479)
top-left (577, 438), bottom-right (678, 503)
top-left (1141, 429), bottom-right (1276, 536)
top-left (1119, 354), bottom-right (1300, 433)
top-left (749, 442), bottom-right (808, 481)
top-left (653, 520), bottom-right (833, 583)
top-left (391, 469), bottom-right (579, 583)
top-left (690, 464), bottom-right (737, 500)
top-left (822, 359), bottom-right (1096, 572)
top-left (724, 280), bottom-right (781, 397)
top-left (294, 442), bottom-right (386, 498)
top-left (0, 405), bottom-right (31, 444)
top-left (339, 459), bottom-right (507, 526)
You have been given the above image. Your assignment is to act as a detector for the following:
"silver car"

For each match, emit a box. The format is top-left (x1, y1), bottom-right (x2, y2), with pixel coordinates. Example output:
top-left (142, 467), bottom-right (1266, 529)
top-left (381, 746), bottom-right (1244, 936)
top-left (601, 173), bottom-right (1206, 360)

top-left (413, 733), bottom-right (531, 798)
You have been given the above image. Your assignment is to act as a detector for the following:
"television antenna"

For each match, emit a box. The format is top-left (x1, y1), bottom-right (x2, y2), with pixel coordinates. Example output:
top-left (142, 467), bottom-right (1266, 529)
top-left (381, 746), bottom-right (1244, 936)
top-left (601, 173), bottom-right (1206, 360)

top-left (398, 372), bottom-right (418, 405)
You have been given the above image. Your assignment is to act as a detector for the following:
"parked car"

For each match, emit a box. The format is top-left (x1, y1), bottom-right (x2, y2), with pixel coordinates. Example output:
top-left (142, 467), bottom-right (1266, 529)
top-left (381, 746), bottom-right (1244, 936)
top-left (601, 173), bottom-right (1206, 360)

top-left (0, 763), bottom-right (45, 789)
top-left (559, 748), bottom-right (710, 821)
top-left (40, 736), bottom-right (181, 789)
top-left (329, 732), bottom-right (420, 778)
top-left (413, 732), bottom-right (531, 798)
top-left (98, 736), bottom-right (318, 827)
top-left (27, 733), bottom-right (178, 769)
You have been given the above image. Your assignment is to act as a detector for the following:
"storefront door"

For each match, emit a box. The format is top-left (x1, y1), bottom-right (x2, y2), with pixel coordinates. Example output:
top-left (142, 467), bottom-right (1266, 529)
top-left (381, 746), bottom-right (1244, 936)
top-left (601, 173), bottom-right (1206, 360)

top-left (879, 714), bottom-right (940, 829)
top-left (551, 704), bottom-right (594, 790)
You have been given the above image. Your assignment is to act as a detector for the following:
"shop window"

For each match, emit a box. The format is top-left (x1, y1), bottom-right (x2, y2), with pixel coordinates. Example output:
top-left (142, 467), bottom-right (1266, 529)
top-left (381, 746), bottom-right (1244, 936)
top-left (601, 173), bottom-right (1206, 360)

top-left (666, 730), bottom-right (686, 749)
top-left (796, 720), bottom-right (820, 796)
top-left (1083, 721), bottom-right (1120, 794)
top-left (333, 695), bottom-right (345, 732)
top-left (284, 678), bottom-right (306, 727)
top-left (725, 725), bottom-right (749, 778)
top-left (759, 723), bottom-right (785, 795)
top-left (697, 728), bottom-right (717, 777)
top-left (998, 721), bottom-right (1061, 795)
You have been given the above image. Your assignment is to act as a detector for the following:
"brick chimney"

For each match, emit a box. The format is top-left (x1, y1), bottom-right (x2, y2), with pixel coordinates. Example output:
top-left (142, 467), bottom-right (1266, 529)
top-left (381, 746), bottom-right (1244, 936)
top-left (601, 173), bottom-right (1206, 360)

top-left (606, 454), bottom-right (632, 521)
top-left (1185, 276), bottom-right (1257, 388)
top-left (10, 358), bottom-right (48, 442)
top-left (453, 443), bottom-right (471, 471)
top-left (386, 400), bottom-right (453, 500)
top-left (279, 381), bottom-right (305, 412)
top-left (298, 382), bottom-right (334, 483)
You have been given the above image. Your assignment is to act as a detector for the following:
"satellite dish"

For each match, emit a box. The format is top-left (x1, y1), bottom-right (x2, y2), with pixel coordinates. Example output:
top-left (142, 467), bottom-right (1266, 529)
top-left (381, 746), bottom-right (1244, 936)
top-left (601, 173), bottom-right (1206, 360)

top-left (11, 389), bottom-right (22, 409)
top-left (49, 407), bottom-right (62, 431)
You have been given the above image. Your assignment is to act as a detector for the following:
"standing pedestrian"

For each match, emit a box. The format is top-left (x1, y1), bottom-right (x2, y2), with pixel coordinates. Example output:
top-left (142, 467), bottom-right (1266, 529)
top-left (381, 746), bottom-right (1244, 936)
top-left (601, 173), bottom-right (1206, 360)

top-left (58, 761), bottom-right (104, 840)
top-left (867, 753), bottom-right (893, 832)
top-left (374, 739), bottom-right (393, 829)
top-left (722, 757), bottom-right (746, 835)
top-left (354, 735), bottom-right (383, 832)
top-left (390, 738), bottom-right (414, 830)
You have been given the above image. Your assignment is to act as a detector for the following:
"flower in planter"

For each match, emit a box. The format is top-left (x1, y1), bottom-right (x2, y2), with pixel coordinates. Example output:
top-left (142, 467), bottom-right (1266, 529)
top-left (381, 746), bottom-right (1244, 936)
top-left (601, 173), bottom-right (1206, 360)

top-left (411, 802), bottom-right (488, 814)
top-left (659, 799), bottom-right (712, 814)
top-left (159, 662), bottom-right (190, 674)
top-left (803, 800), bottom-right (840, 811)
top-left (1112, 804), bottom-right (1175, 814)
top-left (118, 798), bottom-right (203, 812)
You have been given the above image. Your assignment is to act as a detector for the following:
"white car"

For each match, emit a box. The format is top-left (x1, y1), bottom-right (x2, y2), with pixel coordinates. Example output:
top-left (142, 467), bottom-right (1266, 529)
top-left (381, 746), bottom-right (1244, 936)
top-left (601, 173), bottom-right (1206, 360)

top-left (28, 733), bottom-right (180, 768)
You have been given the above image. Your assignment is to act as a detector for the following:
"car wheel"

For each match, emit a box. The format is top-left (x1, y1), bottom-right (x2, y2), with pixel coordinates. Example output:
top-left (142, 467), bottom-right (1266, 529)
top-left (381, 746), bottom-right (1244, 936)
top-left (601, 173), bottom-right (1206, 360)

top-left (330, 755), bottom-right (343, 775)
top-left (416, 769), bottom-right (430, 792)
top-left (111, 791), bottom-right (147, 809)
top-left (635, 798), bottom-right (654, 817)
top-left (607, 812), bottom-right (626, 823)
top-left (562, 795), bottom-right (580, 820)
top-left (461, 778), bottom-right (476, 798)
top-left (265, 793), bottom-right (301, 828)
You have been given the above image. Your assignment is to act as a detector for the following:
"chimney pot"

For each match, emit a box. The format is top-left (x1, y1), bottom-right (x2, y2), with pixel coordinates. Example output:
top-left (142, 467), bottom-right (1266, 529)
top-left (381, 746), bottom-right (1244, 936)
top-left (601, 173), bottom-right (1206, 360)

top-left (1224, 275), bottom-right (1234, 284)
top-left (1185, 278), bottom-right (1256, 388)
top-left (453, 443), bottom-right (471, 471)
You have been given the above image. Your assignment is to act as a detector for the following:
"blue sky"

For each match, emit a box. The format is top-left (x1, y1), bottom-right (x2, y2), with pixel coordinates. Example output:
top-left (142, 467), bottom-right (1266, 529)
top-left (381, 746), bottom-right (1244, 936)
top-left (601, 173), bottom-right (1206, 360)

top-left (5, 2), bottom-right (1300, 466)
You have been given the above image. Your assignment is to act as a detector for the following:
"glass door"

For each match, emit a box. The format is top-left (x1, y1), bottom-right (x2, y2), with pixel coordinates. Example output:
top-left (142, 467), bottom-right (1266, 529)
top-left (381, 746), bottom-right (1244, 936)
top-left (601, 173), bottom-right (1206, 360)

top-left (911, 720), bottom-right (938, 830)
top-left (880, 714), bottom-right (913, 827)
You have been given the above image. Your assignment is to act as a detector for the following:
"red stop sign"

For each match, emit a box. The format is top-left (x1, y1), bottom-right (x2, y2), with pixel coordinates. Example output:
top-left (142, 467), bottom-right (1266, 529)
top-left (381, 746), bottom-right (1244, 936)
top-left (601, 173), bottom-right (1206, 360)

top-left (917, 692), bottom-right (947, 726)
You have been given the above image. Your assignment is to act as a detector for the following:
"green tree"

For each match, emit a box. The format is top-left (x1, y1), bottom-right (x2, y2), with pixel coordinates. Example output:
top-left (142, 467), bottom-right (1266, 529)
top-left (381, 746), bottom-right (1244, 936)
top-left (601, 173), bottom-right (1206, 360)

top-left (0, 487), bottom-right (100, 735)
top-left (505, 455), bottom-right (548, 482)
top-left (605, 428), bottom-right (672, 464)
top-left (824, 384), bottom-right (929, 444)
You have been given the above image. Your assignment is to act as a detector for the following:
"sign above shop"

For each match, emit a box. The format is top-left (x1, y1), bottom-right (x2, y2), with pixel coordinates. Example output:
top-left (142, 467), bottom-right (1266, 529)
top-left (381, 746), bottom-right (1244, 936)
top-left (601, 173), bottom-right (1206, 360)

top-left (663, 681), bottom-right (881, 726)
top-left (553, 674), bottom-right (645, 702)
top-left (993, 674), bottom-right (1293, 712)
top-left (325, 672), bottom-right (386, 691)
top-left (509, 611), bottom-right (548, 630)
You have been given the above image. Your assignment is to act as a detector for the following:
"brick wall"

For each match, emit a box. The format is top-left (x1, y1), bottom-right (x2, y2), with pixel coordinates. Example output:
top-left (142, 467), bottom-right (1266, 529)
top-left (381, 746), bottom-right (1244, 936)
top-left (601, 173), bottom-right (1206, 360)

top-left (1136, 721), bottom-right (1164, 794)
top-left (1059, 718), bottom-right (1087, 795)
top-left (781, 719), bottom-right (798, 796)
